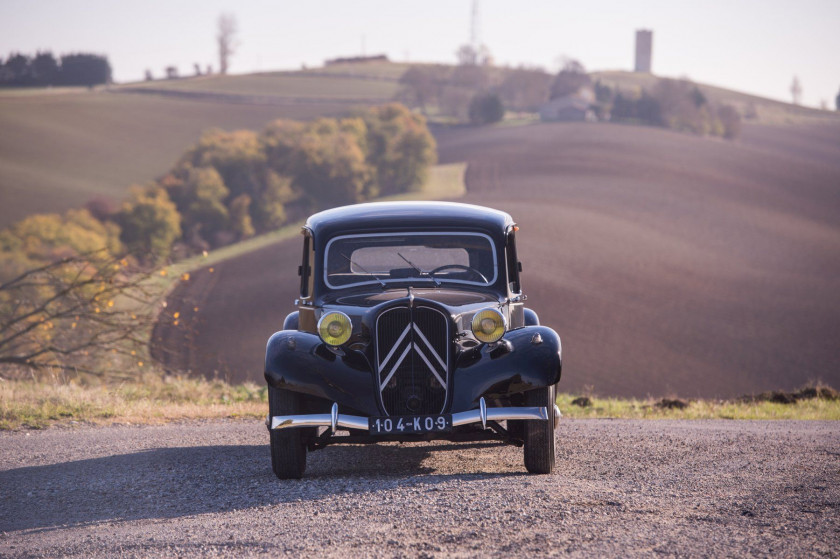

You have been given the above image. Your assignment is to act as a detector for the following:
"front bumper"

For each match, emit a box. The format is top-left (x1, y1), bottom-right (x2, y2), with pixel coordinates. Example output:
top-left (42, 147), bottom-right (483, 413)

top-left (267, 397), bottom-right (562, 433)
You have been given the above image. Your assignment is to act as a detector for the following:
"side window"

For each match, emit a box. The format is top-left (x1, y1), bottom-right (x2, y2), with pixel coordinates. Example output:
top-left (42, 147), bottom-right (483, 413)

top-left (506, 229), bottom-right (521, 294)
top-left (299, 235), bottom-right (311, 298)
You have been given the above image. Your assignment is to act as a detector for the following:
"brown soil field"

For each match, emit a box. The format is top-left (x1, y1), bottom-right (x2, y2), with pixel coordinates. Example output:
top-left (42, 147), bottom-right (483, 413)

top-left (154, 118), bottom-right (840, 398)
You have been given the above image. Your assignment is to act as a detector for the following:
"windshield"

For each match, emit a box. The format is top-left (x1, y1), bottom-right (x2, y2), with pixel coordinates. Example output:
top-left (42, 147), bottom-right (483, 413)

top-left (324, 232), bottom-right (498, 289)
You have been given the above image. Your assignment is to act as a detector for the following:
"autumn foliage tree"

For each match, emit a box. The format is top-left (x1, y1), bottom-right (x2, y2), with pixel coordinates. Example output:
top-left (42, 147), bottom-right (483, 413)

top-left (360, 103), bottom-right (437, 196)
top-left (116, 187), bottom-right (181, 263)
top-left (0, 211), bottom-right (162, 377)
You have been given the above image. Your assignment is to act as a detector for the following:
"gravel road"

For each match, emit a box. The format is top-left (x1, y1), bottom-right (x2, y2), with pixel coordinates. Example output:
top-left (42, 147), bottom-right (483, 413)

top-left (1, 420), bottom-right (838, 557)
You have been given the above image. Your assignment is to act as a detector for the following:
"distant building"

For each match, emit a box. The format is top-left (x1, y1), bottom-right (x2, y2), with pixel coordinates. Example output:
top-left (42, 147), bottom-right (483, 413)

top-left (635, 30), bottom-right (653, 73)
top-left (539, 90), bottom-right (596, 122)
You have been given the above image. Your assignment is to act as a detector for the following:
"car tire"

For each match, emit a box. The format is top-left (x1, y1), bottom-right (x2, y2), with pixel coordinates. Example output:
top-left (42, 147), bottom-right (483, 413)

top-left (523, 385), bottom-right (556, 474)
top-left (268, 385), bottom-right (307, 479)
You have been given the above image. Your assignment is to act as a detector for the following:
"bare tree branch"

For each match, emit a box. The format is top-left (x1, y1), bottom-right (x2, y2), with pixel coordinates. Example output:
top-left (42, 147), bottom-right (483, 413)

top-left (0, 252), bottom-right (172, 378)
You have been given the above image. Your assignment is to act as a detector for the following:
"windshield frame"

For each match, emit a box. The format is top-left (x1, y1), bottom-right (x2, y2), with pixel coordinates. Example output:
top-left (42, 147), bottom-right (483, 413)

top-left (323, 231), bottom-right (499, 290)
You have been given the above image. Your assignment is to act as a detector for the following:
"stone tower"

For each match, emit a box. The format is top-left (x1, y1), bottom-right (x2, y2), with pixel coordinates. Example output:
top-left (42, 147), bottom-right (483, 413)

top-left (635, 30), bottom-right (653, 73)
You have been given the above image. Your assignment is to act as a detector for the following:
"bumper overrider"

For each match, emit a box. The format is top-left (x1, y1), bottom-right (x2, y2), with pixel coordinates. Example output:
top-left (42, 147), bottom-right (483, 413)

top-left (264, 324), bottom-right (562, 428)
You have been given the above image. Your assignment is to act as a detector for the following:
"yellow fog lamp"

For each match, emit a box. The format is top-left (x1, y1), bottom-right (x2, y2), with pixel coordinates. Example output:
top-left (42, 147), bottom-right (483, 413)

top-left (471, 308), bottom-right (506, 343)
top-left (318, 311), bottom-right (352, 346)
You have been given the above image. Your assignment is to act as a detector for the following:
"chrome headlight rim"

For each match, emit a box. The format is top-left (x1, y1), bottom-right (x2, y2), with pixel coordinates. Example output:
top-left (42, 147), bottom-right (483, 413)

top-left (317, 311), bottom-right (353, 346)
top-left (471, 307), bottom-right (506, 344)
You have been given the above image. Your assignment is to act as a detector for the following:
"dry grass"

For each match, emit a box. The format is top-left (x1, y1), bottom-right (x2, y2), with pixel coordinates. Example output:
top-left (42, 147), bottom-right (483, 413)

top-left (557, 392), bottom-right (840, 420)
top-left (2, 375), bottom-right (838, 431)
top-left (0, 374), bottom-right (266, 430)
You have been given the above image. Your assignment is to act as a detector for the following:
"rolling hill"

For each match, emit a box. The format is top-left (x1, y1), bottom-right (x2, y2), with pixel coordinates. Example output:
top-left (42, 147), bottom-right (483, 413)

top-left (0, 66), bottom-right (401, 229)
top-left (2, 61), bottom-right (834, 228)
top-left (3, 62), bottom-right (839, 398)
top-left (154, 116), bottom-right (840, 398)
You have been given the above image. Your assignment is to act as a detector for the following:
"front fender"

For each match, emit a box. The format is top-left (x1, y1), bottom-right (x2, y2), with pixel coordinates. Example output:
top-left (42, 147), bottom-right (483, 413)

top-left (264, 330), bottom-right (380, 416)
top-left (450, 325), bottom-right (562, 412)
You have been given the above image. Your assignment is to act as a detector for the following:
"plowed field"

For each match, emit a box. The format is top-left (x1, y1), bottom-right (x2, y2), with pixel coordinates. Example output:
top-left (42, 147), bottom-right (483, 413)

top-left (155, 120), bottom-right (840, 398)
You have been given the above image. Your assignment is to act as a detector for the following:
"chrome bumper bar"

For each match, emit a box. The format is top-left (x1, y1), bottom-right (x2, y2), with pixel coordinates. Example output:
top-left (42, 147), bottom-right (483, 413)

top-left (268, 397), bottom-right (560, 433)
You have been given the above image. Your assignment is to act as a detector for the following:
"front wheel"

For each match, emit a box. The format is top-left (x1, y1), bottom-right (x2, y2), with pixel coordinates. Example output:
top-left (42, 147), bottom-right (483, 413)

top-left (268, 385), bottom-right (308, 479)
top-left (523, 385), bottom-right (556, 474)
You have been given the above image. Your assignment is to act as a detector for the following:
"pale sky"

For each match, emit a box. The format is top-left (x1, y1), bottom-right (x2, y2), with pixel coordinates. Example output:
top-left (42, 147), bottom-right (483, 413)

top-left (1, 0), bottom-right (839, 108)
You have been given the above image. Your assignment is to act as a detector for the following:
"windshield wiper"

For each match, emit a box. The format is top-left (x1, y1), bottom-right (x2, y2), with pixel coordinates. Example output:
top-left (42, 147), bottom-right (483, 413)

top-left (341, 253), bottom-right (386, 288)
top-left (397, 253), bottom-right (441, 287)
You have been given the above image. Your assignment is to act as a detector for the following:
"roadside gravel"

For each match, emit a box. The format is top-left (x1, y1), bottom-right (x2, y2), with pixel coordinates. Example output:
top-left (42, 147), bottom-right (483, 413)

top-left (1, 419), bottom-right (838, 557)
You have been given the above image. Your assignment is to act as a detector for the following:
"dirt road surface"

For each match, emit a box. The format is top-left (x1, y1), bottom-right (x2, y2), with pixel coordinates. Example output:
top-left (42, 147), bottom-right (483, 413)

top-left (1, 420), bottom-right (837, 557)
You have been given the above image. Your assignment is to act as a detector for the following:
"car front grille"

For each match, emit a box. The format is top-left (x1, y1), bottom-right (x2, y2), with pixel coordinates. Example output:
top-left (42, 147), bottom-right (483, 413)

top-left (376, 305), bottom-right (450, 416)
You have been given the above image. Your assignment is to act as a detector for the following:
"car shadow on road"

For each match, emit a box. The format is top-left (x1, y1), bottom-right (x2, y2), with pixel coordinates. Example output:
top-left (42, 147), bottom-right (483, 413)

top-left (0, 441), bottom-right (527, 532)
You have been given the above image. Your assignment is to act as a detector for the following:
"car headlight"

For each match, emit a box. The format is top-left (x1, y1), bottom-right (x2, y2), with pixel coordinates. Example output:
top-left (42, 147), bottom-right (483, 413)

top-left (318, 311), bottom-right (352, 346)
top-left (471, 308), bottom-right (506, 343)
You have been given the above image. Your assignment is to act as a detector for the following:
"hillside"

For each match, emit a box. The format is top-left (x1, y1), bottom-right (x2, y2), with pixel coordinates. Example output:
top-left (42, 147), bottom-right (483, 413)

top-left (0, 65), bottom-right (401, 229)
top-left (158, 118), bottom-right (840, 398)
top-left (592, 70), bottom-right (833, 124)
top-left (3, 61), bottom-right (836, 229)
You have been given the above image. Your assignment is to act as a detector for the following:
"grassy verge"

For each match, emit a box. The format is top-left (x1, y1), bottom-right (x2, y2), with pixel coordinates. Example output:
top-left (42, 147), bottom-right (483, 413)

top-left (0, 375), bottom-right (267, 430)
top-left (2, 377), bottom-right (838, 430)
top-left (557, 392), bottom-right (840, 420)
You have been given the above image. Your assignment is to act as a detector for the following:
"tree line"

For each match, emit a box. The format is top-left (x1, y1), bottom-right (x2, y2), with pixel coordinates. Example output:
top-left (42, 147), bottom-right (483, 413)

top-left (0, 52), bottom-right (112, 87)
top-left (397, 59), bottom-right (741, 138)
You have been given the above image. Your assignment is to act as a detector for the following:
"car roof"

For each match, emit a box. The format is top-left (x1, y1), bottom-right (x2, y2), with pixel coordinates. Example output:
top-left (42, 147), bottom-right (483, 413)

top-left (304, 201), bottom-right (515, 243)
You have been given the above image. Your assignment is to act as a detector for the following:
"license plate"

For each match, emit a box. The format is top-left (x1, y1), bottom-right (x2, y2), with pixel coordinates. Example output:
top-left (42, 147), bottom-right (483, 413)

top-left (369, 414), bottom-right (452, 435)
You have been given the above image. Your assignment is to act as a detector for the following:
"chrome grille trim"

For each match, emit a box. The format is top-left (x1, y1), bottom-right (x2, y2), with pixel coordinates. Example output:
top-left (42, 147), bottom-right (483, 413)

top-left (375, 304), bottom-right (450, 416)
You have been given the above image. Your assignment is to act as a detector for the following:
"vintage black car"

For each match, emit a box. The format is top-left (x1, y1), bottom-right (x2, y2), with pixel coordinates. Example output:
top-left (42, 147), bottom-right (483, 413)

top-left (265, 201), bottom-right (562, 478)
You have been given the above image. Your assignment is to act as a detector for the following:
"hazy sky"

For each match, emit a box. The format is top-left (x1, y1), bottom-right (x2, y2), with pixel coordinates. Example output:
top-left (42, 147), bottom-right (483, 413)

top-left (1, 0), bottom-right (838, 108)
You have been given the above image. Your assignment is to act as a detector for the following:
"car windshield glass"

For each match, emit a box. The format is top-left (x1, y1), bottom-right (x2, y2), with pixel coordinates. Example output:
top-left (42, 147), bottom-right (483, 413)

top-left (325, 232), bottom-right (497, 289)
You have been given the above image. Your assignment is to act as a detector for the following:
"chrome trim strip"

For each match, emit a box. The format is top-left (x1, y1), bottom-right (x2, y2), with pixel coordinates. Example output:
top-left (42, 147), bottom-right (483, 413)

top-left (379, 343), bottom-right (412, 390)
top-left (270, 412), bottom-right (369, 431)
top-left (452, 405), bottom-right (549, 426)
top-left (413, 343), bottom-right (446, 388)
top-left (412, 323), bottom-right (446, 370)
top-left (378, 323), bottom-right (411, 371)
